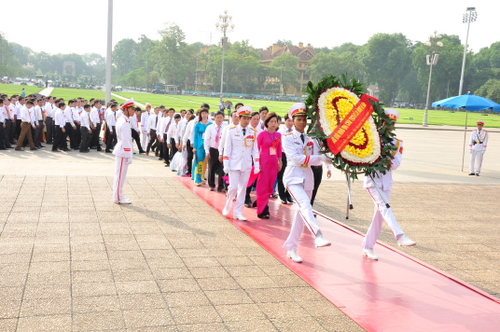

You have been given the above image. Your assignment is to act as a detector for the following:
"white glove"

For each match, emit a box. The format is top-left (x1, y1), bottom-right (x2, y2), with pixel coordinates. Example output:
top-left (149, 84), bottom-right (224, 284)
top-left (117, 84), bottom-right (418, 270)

top-left (223, 165), bottom-right (229, 174)
top-left (254, 166), bottom-right (260, 174)
top-left (481, 150), bottom-right (486, 154)
top-left (125, 158), bottom-right (132, 164)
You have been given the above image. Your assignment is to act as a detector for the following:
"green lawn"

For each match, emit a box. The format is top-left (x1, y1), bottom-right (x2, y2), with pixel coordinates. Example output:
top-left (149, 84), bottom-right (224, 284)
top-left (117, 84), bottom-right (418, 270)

top-left (51, 88), bottom-right (105, 101)
top-left (115, 92), bottom-right (292, 115)
top-left (5, 83), bottom-right (496, 128)
top-left (0, 84), bottom-right (43, 97)
top-left (396, 108), bottom-right (500, 128)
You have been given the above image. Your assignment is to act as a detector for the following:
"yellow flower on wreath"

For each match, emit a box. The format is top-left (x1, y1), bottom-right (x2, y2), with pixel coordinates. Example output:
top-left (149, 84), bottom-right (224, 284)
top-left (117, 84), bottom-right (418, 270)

top-left (318, 87), bottom-right (380, 164)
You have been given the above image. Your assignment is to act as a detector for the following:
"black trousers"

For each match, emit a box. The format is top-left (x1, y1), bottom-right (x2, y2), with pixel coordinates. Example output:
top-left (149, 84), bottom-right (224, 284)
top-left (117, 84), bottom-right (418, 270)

top-left (0, 123), bottom-right (6, 149)
top-left (45, 117), bottom-right (54, 143)
top-left (207, 147), bottom-right (224, 189)
top-left (105, 125), bottom-right (116, 151)
top-left (90, 123), bottom-right (101, 149)
top-left (80, 127), bottom-right (92, 151)
top-left (65, 123), bottom-right (75, 149)
top-left (186, 140), bottom-right (193, 175)
top-left (3, 120), bottom-right (12, 147)
top-left (169, 138), bottom-right (178, 160)
top-left (7, 119), bottom-right (15, 144)
top-left (53, 125), bottom-right (66, 151)
top-left (161, 134), bottom-right (169, 163)
top-left (311, 165), bottom-right (323, 206)
top-left (15, 119), bottom-right (21, 141)
top-left (131, 129), bottom-right (144, 152)
top-left (73, 123), bottom-right (81, 148)
top-left (277, 154), bottom-right (292, 202)
top-left (146, 129), bottom-right (158, 154)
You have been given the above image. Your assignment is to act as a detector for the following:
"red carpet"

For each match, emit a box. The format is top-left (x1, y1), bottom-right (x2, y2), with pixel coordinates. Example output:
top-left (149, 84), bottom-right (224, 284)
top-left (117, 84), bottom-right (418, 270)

top-left (179, 177), bottom-right (500, 331)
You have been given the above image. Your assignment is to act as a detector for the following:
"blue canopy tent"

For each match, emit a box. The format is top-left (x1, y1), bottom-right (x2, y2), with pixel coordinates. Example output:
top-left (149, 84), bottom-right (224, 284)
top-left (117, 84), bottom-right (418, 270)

top-left (431, 93), bottom-right (500, 171)
top-left (432, 93), bottom-right (500, 111)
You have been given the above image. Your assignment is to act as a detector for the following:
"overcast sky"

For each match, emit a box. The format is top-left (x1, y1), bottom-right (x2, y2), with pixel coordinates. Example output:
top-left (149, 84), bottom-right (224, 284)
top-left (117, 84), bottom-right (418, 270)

top-left (2, 0), bottom-right (497, 57)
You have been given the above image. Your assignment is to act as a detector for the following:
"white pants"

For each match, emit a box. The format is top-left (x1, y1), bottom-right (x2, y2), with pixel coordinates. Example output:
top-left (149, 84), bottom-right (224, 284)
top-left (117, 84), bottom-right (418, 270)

top-left (469, 150), bottom-right (484, 174)
top-left (283, 183), bottom-right (321, 251)
top-left (224, 169), bottom-right (251, 216)
top-left (113, 157), bottom-right (129, 202)
top-left (362, 187), bottom-right (404, 249)
top-left (141, 131), bottom-right (149, 152)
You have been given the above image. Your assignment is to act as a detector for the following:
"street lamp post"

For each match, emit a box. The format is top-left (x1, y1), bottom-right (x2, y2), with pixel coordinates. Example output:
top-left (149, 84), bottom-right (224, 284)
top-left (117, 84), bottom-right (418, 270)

top-left (458, 7), bottom-right (477, 96)
top-left (215, 10), bottom-right (234, 111)
top-left (422, 31), bottom-right (443, 127)
top-left (459, 8), bottom-right (477, 172)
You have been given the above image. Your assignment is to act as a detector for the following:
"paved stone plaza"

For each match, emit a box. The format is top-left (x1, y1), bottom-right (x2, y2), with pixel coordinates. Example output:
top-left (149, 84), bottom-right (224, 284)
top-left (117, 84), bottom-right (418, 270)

top-left (0, 125), bottom-right (499, 331)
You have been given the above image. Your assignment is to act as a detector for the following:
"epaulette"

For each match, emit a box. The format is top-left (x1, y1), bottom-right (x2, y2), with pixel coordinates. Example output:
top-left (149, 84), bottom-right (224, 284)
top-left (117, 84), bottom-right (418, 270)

top-left (395, 138), bottom-right (403, 143)
top-left (229, 125), bottom-right (236, 129)
top-left (283, 132), bottom-right (293, 136)
top-left (250, 127), bottom-right (257, 132)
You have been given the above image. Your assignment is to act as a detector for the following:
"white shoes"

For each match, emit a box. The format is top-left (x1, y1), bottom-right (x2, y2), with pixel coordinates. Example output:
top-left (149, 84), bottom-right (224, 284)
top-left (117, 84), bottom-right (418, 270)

top-left (286, 250), bottom-right (302, 263)
top-left (235, 214), bottom-right (247, 221)
top-left (114, 198), bottom-right (131, 204)
top-left (397, 234), bottom-right (416, 247)
top-left (314, 234), bottom-right (331, 248)
top-left (222, 208), bottom-right (229, 216)
top-left (363, 248), bottom-right (378, 260)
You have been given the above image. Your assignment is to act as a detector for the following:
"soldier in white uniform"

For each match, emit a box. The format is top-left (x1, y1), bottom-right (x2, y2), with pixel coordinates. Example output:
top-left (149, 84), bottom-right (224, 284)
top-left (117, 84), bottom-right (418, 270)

top-left (282, 103), bottom-right (331, 263)
top-left (112, 99), bottom-right (134, 204)
top-left (222, 106), bottom-right (260, 221)
top-left (362, 109), bottom-right (416, 261)
top-left (468, 120), bottom-right (488, 176)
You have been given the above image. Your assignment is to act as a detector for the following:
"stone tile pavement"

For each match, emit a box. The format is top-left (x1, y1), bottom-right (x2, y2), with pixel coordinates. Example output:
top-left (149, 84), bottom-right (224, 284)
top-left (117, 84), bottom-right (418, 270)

top-left (0, 173), bottom-right (362, 331)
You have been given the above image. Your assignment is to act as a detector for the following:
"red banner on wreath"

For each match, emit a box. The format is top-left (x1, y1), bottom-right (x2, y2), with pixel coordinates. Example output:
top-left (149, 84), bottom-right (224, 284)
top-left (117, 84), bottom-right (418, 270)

top-left (326, 94), bottom-right (377, 155)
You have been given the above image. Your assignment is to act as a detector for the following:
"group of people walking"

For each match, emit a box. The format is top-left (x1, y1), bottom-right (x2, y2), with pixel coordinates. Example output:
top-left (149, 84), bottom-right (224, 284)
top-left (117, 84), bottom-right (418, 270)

top-left (1, 91), bottom-right (418, 263)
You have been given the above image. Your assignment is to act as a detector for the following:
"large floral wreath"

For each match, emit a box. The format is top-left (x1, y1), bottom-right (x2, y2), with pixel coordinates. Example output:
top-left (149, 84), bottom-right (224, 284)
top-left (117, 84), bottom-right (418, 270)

top-left (305, 74), bottom-right (397, 179)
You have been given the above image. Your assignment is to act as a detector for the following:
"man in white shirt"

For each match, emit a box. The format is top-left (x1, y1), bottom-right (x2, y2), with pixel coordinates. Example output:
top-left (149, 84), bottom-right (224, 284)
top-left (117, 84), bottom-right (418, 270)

top-left (244, 111), bottom-right (264, 207)
top-left (0, 98), bottom-right (8, 149)
top-left (146, 107), bottom-right (160, 156)
top-left (131, 107), bottom-right (145, 154)
top-left (90, 99), bottom-right (103, 151)
top-left (181, 111), bottom-right (197, 177)
top-left (167, 113), bottom-right (182, 159)
top-left (204, 111), bottom-right (226, 191)
top-left (64, 99), bottom-right (77, 149)
top-left (52, 101), bottom-right (68, 152)
top-left (105, 103), bottom-right (118, 153)
top-left (79, 104), bottom-right (93, 152)
top-left (15, 100), bottom-right (37, 151)
top-left (157, 108), bottom-right (174, 165)
top-left (44, 96), bottom-right (55, 144)
top-left (33, 99), bottom-right (44, 148)
top-left (14, 96), bottom-right (25, 141)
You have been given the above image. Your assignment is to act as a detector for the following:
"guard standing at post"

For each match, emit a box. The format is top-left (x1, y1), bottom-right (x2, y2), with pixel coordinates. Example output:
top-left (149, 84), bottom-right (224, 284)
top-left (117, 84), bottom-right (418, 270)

top-left (468, 120), bottom-right (488, 176)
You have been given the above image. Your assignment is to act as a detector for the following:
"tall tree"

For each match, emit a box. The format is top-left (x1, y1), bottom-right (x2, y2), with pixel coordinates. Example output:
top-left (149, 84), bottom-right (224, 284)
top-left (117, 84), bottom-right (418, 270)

top-left (153, 24), bottom-right (196, 89)
top-left (113, 38), bottom-right (138, 77)
top-left (361, 33), bottom-right (412, 104)
top-left (307, 51), bottom-right (366, 84)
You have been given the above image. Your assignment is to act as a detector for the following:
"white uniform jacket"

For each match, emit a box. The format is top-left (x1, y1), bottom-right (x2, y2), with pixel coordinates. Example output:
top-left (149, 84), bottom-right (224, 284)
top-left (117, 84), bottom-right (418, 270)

top-left (469, 129), bottom-right (488, 152)
top-left (112, 115), bottom-right (133, 159)
top-left (364, 138), bottom-right (403, 192)
top-left (223, 125), bottom-right (260, 172)
top-left (282, 130), bottom-right (325, 191)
